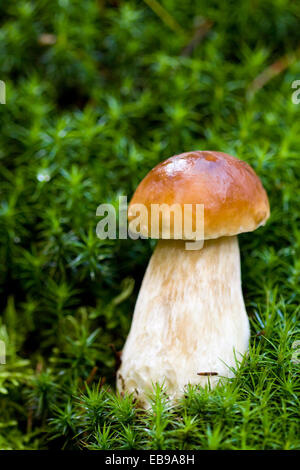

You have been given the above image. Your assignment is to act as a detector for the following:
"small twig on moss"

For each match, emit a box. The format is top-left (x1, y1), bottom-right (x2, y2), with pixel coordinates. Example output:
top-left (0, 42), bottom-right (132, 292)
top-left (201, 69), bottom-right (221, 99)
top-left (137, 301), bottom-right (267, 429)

top-left (143, 0), bottom-right (185, 36)
top-left (109, 343), bottom-right (122, 371)
top-left (256, 329), bottom-right (266, 337)
top-left (27, 408), bottom-right (33, 434)
top-left (181, 19), bottom-right (213, 56)
top-left (85, 366), bottom-right (98, 386)
top-left (197, 372), bottom-right (218, 376)
top-left (247, 46), bottom-right (300, 99)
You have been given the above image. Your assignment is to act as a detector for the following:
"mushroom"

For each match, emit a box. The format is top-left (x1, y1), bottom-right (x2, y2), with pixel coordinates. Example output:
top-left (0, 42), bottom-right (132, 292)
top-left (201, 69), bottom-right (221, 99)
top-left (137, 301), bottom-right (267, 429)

top-left (117, 151), bottom-right (270, 406)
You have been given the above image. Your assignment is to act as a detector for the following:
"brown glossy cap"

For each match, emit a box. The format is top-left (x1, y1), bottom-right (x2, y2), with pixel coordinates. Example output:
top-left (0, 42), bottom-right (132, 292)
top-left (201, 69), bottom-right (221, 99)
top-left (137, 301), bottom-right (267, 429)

top-left (128, 151), bottom-right (270, 240)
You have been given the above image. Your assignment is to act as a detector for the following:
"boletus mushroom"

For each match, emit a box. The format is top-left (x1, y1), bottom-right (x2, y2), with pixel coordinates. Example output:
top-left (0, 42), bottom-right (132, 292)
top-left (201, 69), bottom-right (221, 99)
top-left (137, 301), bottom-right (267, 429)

top-left (117, 151), bottom-right (270, 406)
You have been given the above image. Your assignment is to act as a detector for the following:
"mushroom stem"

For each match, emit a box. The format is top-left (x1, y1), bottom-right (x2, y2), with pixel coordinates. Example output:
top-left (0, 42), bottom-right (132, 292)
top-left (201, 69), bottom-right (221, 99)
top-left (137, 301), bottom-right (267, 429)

top-left (117, 236), bottom-right (250, 406)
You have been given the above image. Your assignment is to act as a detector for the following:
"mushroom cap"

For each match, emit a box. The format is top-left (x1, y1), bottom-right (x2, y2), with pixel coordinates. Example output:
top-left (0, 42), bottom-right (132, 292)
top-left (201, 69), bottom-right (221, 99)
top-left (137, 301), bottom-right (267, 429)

top-left (128, 151), bottom-right (270, 240)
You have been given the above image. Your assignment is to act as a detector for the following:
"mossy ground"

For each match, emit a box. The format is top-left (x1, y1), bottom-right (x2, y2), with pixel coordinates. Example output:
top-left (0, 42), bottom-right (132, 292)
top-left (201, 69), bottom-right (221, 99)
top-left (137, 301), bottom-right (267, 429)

top-left (0, 0), bottom-right (299, 450)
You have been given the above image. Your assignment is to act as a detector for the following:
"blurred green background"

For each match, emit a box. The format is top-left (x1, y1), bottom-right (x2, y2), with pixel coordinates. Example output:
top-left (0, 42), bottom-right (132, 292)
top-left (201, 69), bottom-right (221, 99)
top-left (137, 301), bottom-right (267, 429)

top-left (0, 0), bottom-right (299, 450)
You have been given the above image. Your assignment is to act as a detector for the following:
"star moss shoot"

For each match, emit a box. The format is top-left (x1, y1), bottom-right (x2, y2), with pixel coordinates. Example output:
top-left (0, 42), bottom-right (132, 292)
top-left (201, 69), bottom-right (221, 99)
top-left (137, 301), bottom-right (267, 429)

top-left (0, 0), bottom-right (300, 451)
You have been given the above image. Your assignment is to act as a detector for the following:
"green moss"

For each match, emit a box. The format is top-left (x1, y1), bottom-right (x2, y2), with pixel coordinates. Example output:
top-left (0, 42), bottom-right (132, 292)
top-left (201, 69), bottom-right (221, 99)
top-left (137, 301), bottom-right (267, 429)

top-left (0, 0), bottom-right (299, 450)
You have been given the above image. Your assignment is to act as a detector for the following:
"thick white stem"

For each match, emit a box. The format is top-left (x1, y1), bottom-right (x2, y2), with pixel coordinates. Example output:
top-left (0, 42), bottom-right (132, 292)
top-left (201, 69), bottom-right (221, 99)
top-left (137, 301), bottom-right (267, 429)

top-left (117, 236), bottom-right (250, 406)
